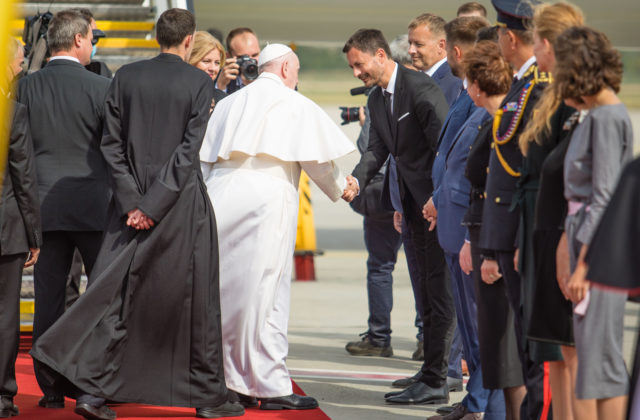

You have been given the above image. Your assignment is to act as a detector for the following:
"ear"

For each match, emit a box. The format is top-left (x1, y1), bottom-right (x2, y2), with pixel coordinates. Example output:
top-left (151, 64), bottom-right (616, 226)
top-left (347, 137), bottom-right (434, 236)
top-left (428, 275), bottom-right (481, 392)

top-left (74, 32), bottom-right (84, 48)
top-left (376, 48), bottom-right (387, 62)
top-left (507, 30), bottom-right (518, 49)
top-left (542, 37), bottom-right (553, 54)
top-left (453, 45), bottom-right (463, 61)
top-left (282, 58), bottom-right (289, 77)
top-left (438, 38), bottom-right (446, 52)
top-left (184, 33), bottom-right (194, 50)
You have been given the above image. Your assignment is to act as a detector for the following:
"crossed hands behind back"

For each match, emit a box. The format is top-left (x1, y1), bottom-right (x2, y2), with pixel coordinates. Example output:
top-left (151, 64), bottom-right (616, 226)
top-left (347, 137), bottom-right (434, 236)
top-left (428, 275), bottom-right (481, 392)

top-left (127, 208), bottom-right (155, 230)
top-left (342, 175), bottom-right (360, 202)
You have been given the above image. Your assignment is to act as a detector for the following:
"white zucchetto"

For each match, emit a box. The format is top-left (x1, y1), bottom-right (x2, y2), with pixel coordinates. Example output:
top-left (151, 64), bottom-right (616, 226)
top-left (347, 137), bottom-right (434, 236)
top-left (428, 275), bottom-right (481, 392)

top-left (258, 43), bottom-right (293, 66)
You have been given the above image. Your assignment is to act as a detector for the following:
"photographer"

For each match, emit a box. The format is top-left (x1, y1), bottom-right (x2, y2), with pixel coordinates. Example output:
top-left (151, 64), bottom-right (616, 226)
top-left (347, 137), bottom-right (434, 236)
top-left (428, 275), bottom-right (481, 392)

top-left (216, 27), bottom-right (260, 93)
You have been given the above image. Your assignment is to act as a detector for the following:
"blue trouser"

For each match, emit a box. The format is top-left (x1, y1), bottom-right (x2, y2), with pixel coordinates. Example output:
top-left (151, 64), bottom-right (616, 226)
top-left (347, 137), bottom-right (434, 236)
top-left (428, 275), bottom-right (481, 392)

top-left (445, 252), bottom-right (505, 419)
top-left (403, 217), bottom-right (463, 379)
top-left (363, 215), bottom-right (402, 347)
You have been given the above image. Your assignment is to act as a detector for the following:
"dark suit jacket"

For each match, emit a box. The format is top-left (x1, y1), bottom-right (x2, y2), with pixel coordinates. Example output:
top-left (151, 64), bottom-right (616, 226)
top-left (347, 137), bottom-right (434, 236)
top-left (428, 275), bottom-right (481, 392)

top-left (479, 63), bottom-right (546, 251)
top-left (17, 58), bottom-right (111, 232)
top-left (431, 61), bottom-right (463, 107)
top-left (436, 107), bottom-right (491, 254)
top-left (432, 90), bottom-right (475, 208)
top-left (352, 63), bottom-right (448, 210)
top-left (0, 102), bottom-right (42, 255)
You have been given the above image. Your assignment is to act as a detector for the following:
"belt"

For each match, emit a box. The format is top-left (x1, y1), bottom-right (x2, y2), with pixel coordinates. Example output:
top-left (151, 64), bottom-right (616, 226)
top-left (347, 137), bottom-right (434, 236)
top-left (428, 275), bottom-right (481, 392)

top-left (568, 200), bottom-right (590, 216)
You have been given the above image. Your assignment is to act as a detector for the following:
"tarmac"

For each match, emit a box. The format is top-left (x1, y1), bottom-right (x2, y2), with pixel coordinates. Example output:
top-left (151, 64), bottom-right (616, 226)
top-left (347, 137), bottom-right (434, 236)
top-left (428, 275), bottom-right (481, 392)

top-left (289, 109), bottom-right (640, 419)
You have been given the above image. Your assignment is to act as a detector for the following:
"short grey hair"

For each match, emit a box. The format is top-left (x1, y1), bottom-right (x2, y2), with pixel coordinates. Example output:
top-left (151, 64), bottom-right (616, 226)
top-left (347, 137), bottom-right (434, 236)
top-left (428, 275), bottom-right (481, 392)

top-left (47, 9), bottom-right (91, 53)
top-left (389, 34), bottom-right (411, 66)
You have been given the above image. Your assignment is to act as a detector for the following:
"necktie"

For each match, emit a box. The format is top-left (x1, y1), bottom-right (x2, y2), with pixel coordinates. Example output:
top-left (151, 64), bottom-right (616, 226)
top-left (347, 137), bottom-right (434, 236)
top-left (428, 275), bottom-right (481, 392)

top-left (383, 90), bottom-right (393, 120)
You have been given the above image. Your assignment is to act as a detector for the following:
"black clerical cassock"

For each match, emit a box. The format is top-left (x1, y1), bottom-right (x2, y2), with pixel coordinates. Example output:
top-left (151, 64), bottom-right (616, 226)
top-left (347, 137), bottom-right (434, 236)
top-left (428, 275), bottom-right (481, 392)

top-left (30, 53), bottom-right (228, 408)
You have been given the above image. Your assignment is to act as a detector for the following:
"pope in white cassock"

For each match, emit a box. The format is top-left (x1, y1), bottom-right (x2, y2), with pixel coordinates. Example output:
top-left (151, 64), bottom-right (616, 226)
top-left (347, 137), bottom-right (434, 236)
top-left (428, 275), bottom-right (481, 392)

top-left (200, 44), bottom-right (358, 410)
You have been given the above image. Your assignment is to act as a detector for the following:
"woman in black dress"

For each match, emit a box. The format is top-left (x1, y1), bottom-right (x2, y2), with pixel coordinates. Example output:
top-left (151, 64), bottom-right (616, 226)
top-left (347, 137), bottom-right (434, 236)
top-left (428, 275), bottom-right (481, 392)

top-left (461, 41), bottom-right (524, 420)
top-left (515, 3), bottom-right (584, 420)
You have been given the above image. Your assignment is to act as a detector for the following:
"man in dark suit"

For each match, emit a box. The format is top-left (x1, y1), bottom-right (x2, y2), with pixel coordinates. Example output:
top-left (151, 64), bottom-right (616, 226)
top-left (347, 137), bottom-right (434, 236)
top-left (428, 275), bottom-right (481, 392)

top-left (215, 27), bottom-right (260, 93)
top-left (408, 13), bottom-right (463, 107)
top-left (16, 9), bottom-right (111, 408)
top-left (343, 29), bottom-right (454, 405)
top-left (479, 1), bottom-right (549, 419)
top-left (0, 53), bottom-right (42, 416)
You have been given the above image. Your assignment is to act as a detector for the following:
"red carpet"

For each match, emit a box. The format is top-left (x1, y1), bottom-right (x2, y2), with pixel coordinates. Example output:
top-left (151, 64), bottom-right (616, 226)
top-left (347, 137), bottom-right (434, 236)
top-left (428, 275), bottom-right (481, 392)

top-left (15, 335), bottom-right (330, 420)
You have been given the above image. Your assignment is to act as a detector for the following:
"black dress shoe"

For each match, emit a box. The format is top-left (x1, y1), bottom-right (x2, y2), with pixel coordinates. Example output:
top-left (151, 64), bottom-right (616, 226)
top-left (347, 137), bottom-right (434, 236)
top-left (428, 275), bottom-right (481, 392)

top-left (392, 374), bottom-right (462, 392)
top-left (74, 403), bottom-right (117, 420)
top-left (447, 377), bottom-right (463, 392)
top-left (436, 402), bottom-right (461, 415)
top-left (259, 394), bottom-right (318, 410)
top-left (196, 401), bottom-right (245, 418)
top-left (228, 390), bottom-right (259, 408)
top-left (384, 381), bottom-right (449, 405)
top-left (0, 397), bottom-right (19, 418)
top-left (391, 372), bottom-right (421, 388)
top-left (38, 395), bottom-right (65, 408)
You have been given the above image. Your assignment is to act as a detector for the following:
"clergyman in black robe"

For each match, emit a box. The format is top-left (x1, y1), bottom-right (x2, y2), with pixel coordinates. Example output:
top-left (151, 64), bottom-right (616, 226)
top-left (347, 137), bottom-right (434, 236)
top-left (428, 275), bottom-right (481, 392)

top-left (30, 8), bottom-right (244, 420)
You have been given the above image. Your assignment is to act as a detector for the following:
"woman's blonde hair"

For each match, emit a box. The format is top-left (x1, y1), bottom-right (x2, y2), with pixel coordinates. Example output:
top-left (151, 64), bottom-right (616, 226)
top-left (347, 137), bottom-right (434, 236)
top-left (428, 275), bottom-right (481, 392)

top-left (188, 31), bottom-right (226, 69)
top-left (519, 2), bottom-right (584, 155)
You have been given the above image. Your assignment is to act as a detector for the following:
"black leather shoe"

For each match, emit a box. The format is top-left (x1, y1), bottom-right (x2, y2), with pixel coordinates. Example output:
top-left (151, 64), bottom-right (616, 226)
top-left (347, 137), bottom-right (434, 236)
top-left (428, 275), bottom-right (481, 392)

top-left (384, 381), bottom-right (449, 405)
top-left (38, 395), bottom-right (65, 408)
top-left (74, 403), bottom-right (117, 420)
top-left (259, 394), bottom-right (318, 410)
top-left (436, 402), bottom-right (461, 415)
top-left (391, 374), bottom-right (462, 392)
top-left (0, 397), bottom-right (19, 418)
top-left (345, 333), bottom-right (393, 357)
top-left (196, 401), bottom-right (245, 418)
top-left (391, 372), bottom-right (421, 388)
top-left (228, 390), bottom-right (259, 408)
top-left (447, 377), bottom-right (463, 392)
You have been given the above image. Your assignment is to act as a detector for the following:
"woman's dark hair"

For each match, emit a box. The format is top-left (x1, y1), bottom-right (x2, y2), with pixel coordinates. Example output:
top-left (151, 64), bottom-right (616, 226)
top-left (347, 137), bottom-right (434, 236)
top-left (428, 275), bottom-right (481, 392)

top-left (463, 40), bottom-right (512, 96)
top-left (554, 26), bottom-right (623, 100)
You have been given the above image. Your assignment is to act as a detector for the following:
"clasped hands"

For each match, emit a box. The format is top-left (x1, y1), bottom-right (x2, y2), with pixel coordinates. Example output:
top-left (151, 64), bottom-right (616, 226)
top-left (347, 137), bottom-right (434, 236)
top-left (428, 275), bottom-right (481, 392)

top-left (127, 208), bottom-right (155, 230)
top-left (342, 175), bottom-right (360, 202)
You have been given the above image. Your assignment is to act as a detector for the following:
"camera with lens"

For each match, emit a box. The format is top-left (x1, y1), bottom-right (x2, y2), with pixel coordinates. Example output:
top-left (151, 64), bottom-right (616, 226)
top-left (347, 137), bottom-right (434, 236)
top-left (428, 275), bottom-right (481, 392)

top-left (236, 55), bottom-right (259, 81)
top-left (339, 86), bottom-right (374, 125)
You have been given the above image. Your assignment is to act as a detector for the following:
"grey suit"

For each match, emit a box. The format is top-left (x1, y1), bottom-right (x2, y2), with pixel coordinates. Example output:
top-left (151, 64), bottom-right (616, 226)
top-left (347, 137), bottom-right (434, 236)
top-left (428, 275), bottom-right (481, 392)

top-left (17, 58), bottom-right (111, 397)
top-left (0, 101), bottom-right (42, 398)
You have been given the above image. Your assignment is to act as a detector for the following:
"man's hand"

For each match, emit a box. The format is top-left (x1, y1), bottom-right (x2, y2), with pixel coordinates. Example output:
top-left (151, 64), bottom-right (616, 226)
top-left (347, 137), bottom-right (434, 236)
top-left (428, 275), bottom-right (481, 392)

top-left (358, 106), bottom-right (366, 127)
top-left (422, 197), bottom-right (437, 231)
top-left (342, 175), bottom-right (360, 202)
top-left (393, 211), bottom-right (402, 234)
top-left (481, 259), bottom-right (502, 284)
top-left (514, 248), bottom-right (519, 273)
top-left (556, 232), bottom-right (571, 300)
top-left (216, 57), bottom-right (239, 91)
top-left (24, 248), bottom-right (40, 268)
top-left (459, 242), bottom-right (472, 275)
top-left (127, 208), bottom-right (155, 230)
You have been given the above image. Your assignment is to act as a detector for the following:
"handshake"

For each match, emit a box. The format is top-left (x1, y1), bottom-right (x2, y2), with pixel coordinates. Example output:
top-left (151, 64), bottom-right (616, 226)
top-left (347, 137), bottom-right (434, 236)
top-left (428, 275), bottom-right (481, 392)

top-left (127, 208), bottom-right (155, 230)
top-left (341, 175), bottom-right (360, 202)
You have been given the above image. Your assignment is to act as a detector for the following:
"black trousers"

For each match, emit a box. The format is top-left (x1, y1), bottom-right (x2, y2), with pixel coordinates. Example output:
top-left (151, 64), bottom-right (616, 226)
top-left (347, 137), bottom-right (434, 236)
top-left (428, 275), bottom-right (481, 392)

top-left (404, 195), bottom-right (455, 388)
top-left (0, 253), bottom-right (27, 398)
top-left (496, 251), bottom-right (547, 420)
top-left (33, 230), bottom-right (102, 396)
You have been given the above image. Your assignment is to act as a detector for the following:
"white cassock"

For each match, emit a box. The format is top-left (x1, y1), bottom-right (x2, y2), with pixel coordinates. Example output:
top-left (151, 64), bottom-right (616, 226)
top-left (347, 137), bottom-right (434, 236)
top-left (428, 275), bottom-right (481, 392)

top-left (200, 71), bottom-right (355, 397)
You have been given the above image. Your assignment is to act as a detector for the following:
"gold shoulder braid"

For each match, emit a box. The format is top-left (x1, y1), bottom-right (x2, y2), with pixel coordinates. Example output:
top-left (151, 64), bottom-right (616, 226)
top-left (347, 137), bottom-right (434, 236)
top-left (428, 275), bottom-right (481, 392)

top-left (492, 65), bottom-right (549, 177)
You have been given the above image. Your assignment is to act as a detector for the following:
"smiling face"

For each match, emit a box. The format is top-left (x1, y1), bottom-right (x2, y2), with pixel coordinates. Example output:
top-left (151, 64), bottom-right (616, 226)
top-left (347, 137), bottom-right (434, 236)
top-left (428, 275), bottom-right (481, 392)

top-left (346, 47), bottom-right (385, 88)
top-left (408, 24), bottom-right (444, 71)
top-left (196, 48), bottom-right (222, 80)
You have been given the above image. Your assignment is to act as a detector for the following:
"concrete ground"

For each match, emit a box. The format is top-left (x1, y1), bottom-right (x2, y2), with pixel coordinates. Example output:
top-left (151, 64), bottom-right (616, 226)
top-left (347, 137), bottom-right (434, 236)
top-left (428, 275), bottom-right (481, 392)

top-left (287, 109), bottom-right (640, 419)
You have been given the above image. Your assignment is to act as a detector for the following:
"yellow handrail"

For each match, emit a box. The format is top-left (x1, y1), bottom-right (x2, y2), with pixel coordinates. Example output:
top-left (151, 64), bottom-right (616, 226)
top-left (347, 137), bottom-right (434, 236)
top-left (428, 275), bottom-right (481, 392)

top-left (1, 1), bottom-right (16, 187)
